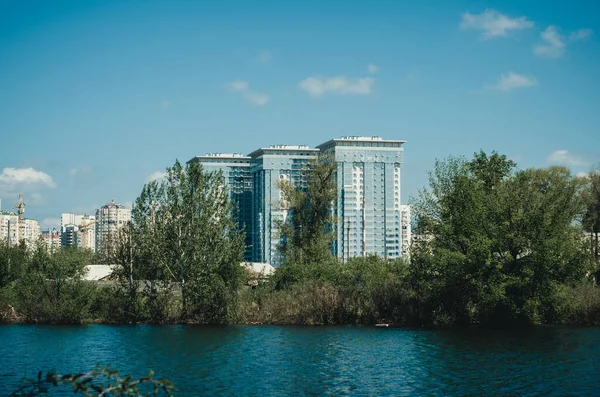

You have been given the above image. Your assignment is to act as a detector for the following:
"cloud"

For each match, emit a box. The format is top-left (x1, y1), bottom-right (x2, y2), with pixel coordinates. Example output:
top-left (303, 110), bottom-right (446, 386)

top-left (146, 171), bottom-right (167, 183)
top-left (570, 28), bottom-right (593, 41)
top-left (367, 64), bottom-right (379, 74)
top-left (41, 218), bottom-right (60, 229)
top-left (226, 80), bottom-right (270, 106)
top-left (160, 100), bottom-right (173, 109)
top-left (257, 50), bottom-right (271, 63)
top-left (298, 76), bottom-right (374, 97)
top-left (69, 165), bottom-right (92, 176)
top-left (547, 150), bottom-right (591, 167)
top-left (460, 9), bottom-right (533, 38)
top-left (484, 72), bottom-right (538, 91)
top-left (576, 171), bottom-right (589, 178)
top-left (0, 167), bottom-right (56, 196)
top-left (534, 26), bottom-right (565, 58)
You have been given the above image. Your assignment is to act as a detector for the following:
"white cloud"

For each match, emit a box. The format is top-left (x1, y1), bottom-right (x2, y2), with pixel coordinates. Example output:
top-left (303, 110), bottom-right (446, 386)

top-left (160, 100), bottom-right (173, 109)
top-left (69, 165), bottom-right (92, 176)
top-left (41, 218), bottom-right (60, 229)
top-left (0, 167), bottom-right (56, 191)
top-left (226, 80), bottom-right (270, 106)
top-left (146, 171), bottom-right (167, 183)
top-left (534, 26), bottom-right (566, 58)
top-left (367, 64), bottom-right (379, 74)
top-left (484, 72), bottom-right (538, 91)
top-left (257, 50), bottom-right (271, 63)
top-left (228, 81), bottom-right (249, 92)
top-left (577, 171), bottom-right (589, 178)
top-left (547, 150), bottom-right (591, 167)
top-left (570, 28), bottom-right (593, 41)
top-left (460, 9), bottom-right (533, 38)
top-left (298, 76), bottom-right (374, 97)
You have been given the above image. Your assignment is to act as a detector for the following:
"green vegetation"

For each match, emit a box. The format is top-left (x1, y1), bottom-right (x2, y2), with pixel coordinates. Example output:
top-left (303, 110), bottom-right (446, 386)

top-left (11, 365), bottom-right (175, 396)
top-left (1, 153), bottom-right (600, 327)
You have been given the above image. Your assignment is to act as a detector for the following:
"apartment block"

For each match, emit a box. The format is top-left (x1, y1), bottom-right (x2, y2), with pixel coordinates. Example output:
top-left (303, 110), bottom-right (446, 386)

top-left (248, 145), bottom-right (319, 265)
top-left (189, 136), bottom-right (408, 265)
top-left (188, 153), bottom-right (253, 261)
top-left (95, 201), bottom-right (131, 253)
top-left (316, 137), bottom-right (407, 261)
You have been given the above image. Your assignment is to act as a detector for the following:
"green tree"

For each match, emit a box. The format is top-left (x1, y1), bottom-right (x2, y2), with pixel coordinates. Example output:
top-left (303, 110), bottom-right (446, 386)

top-left (15, 246), bottom-right (97, 323)
top-left (11, 365), bottom-right (175, 396)
top-left (410, 151), bottom-right (591, 326)
top-left (582, 168), bottom-right (600, 266)
top-left (277, 155), bottom-right (337, 267)
top-left (121, 160), bottom-right (246, 323)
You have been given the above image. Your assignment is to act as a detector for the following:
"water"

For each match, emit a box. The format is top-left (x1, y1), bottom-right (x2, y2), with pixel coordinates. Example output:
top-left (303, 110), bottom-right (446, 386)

top-left (0, 325), bottom-right (598, 396)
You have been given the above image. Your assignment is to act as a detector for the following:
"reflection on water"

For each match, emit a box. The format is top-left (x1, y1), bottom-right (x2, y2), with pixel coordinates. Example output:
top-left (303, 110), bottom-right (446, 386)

top-left (0, 324), bottom-right (598, 396)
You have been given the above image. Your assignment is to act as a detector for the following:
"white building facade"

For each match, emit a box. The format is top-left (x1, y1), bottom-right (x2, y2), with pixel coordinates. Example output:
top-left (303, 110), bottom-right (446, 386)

top-left (95, 201), bottom-right (131, 253)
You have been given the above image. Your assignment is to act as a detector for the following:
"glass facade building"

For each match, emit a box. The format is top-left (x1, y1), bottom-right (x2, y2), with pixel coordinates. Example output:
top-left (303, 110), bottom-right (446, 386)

top-left (189, 136), bottom-right (407, 265)
top-left (248, 145), bottom-right (319, 265)
top-left (188, 153), bottom-right (253, 261)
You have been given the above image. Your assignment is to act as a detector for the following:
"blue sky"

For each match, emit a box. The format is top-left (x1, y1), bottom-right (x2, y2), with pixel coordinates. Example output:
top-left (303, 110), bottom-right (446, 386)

top-left (1, 0), bottom-right (599, 229)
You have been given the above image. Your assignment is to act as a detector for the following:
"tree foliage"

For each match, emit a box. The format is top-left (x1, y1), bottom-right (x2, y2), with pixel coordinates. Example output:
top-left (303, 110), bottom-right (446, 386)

top-left (109, 160), bottom-right (246, 324)
top-left (10, 365), bottom-right (175, 397)
top-left (410, 150), bottom-right (592, 326)
top-left (582, 167), bottom-right (600, 265)
top-left (277, 155), bottom-right (337, 267)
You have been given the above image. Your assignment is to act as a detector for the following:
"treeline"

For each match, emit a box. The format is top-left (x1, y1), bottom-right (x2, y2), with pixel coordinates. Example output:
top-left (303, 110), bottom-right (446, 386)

top-left (241, 151), bottom-right (600, 327)
top-left (1, 152), bottom-right (600, 327)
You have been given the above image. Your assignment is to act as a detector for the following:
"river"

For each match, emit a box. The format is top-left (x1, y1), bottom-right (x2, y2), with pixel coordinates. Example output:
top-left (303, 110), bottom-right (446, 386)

top-left (0, 325), bottom-right (598, 396)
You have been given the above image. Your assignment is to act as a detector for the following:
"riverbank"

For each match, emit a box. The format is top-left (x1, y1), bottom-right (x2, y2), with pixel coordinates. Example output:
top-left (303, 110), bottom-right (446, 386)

top-left (3, 277), bottom-right (600, 327)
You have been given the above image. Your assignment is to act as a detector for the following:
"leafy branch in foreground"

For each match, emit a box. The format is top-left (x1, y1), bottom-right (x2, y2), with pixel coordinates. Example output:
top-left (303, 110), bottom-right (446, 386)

top-left (10, 365), bottom-right (175, 397)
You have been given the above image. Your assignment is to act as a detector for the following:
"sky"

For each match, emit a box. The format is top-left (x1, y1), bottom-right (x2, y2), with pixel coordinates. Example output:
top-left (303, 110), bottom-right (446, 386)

top-left (0, 0), bottom-right (599, 229)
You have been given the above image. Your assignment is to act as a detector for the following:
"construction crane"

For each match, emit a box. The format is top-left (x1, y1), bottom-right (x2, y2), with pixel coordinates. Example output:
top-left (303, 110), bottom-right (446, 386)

top-left (13, 193), bottom-right (25, 243)
top-left (79, 216), bottom-right (99, 250)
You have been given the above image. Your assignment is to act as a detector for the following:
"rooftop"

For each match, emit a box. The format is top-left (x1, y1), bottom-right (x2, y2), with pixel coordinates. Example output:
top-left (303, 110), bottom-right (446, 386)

top-left (248, 145), bottom-right (319, 158)
top-left (316, 136), bottom-right (406, 151)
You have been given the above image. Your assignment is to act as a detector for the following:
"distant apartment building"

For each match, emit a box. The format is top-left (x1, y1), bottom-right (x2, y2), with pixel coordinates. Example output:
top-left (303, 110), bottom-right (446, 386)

top-left (187, 153), bottom-right (253, 261)
top-left (95, 201), bottom-right (131, 253)
top-left (399, 204), bottom-right (412, 257)
top-left (41, 228), bottom-right (61, 252)
top-left (0, 211), bottom-right (18, 245)
top-left (249, 145), bottom-right (319, 265)
top-left (60, 213), bottom-right (96, 250)
top-left (189, 136), bottom-right (408, 265)
top-left (0, 211), bottom-right (40, 246)
top-left (316, 136), bottom-right (407, 261)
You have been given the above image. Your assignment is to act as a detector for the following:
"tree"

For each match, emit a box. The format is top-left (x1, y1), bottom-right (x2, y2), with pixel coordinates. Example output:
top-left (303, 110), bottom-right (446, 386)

top-left (15, 246), bottom-right (97, 323)
top-left (582, 168), bottom-right (600, 266)
top-left (410, 151), bottom-right (591, 326)
top-left (121, 160), bottom-right (246, 323)
top-left (277, 155), bottom-right (337, 267)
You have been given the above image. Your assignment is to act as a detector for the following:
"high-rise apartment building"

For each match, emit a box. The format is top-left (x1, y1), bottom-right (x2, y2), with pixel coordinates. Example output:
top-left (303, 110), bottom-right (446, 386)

top-left (248, 145), bottom-right (319, 265)
top-left (41, 228), bottom-right (61, 252)
top-left (188, 153), bottom-right (253, 261)
top-left (95, 201), bottom-right (131, 254)
top-left (316, 136), bottom-right (407, 261)
top-left (189, 136), bottom-right (407, 265)
top-left (0, 211), bottom-right (18, 245)
top-left (60, 213), bottom-right (96, 250)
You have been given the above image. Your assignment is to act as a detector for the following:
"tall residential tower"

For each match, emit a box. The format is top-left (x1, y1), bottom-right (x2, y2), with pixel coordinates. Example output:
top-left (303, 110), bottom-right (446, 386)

top-left (316, 136), bottom-right (406, 261)
top-left (188, 153), bottom-right (253, 261)
top-left (249, 145), bottom-right (319, 265)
